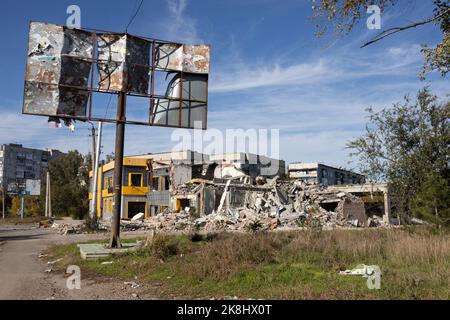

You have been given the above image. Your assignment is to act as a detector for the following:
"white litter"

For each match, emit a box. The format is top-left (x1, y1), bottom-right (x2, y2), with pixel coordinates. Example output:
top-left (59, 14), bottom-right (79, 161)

top-left (47, 258), bottom-right (63, 265)
top-left (339, 264), bottom-right (381, 278)
top-left (124, 281), bottom-right (140, 289)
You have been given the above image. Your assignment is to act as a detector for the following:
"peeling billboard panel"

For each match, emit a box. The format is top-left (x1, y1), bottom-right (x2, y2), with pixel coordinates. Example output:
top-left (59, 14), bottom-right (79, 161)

top-left (23, 22), bottom-right (93, 116)
top-left (97, 34), bottom-right (150, 94)
top-left (22, 22), bottom-right (210, 130)
top-left (97, 34), bottom-right (125, 92)
top-left (183, 45), bottom-right (210, 74)
top-left (156, 44), bottom-right (210, 74)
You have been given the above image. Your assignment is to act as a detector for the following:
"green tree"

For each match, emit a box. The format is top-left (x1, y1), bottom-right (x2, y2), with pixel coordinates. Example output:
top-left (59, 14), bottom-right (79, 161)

top-left (311, 0), bottom-right (450, 79)
top-left (411, 171), bottom-right (450, 224)
top-left (105, 152), bottom-right (115, 163)
top-left (347, 88), bottom-right (450, 226)
top-left (40, 151), bottom-right (90, 219)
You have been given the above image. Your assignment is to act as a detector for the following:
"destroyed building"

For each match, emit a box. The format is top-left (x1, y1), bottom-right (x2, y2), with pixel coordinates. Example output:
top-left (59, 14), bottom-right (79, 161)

top-left (210, 153), bottom-right (286, 180)
top-left (288, 162), bottom-right (365, 186)
top-left (90, 150), bottom-right (393, 233)
top-left (145, 179), bottom-right (392, 233)
top-left (89, 151), bottom-right (208, 220)
top-left (89, 150), bottom-right (287, 220)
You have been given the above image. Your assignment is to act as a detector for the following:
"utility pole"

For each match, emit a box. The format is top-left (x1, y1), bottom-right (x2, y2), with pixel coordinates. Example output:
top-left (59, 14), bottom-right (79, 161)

top-left (48, 176), bottom-right (52, 218)
top-left (90, 123), bottom-right (96, 175)
top-left (20, 190), bottom-right (25, 220)
top-left (45, 171), bottom-right (51, 218)
top-left (88, 122), bottom-right (96, 219)
top-left (1, 186), bottom-right (5, 220)
top-left (109, 92), bottom-right (127, 248)
top-left (91, 121), bottom-right (103, 228)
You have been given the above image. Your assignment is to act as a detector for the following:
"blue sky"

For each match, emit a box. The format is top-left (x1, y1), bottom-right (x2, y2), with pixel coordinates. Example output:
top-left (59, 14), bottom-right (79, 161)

top-left (0, 0), bottom-right (447, 170)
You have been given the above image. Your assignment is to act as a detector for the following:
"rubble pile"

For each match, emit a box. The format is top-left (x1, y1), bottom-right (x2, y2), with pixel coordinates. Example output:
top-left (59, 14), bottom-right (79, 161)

top-left (142, 177), bottom-right (388, 233)
top-left (51, 221), bottom-right (86, 235)
top-left (145, 211), bottom-right (193, 231)
top-left (98, 219), bottom-right (150, 232)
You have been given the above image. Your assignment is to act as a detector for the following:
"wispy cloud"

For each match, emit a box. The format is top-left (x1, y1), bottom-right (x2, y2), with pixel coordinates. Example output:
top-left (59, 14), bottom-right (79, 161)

top-left (210, 43), bottom-right (423, 93)
top-left (163, 0), bottom-right (199, 43)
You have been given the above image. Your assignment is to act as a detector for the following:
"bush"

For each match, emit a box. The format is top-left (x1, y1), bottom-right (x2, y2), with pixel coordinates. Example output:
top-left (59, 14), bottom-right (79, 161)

top-left (150, 234), bottom-right (180, 261)
top-left (9, 196), bottom-right (42, 217)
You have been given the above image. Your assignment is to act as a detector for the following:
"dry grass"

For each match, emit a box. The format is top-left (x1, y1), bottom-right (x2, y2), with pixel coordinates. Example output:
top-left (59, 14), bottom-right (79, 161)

top-left (50, 227), bottom-right (450, 300)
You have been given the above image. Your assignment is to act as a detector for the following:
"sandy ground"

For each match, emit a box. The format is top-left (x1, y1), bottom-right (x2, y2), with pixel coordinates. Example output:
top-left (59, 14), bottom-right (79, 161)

top-left (0, 222), bottom-right (160, 300)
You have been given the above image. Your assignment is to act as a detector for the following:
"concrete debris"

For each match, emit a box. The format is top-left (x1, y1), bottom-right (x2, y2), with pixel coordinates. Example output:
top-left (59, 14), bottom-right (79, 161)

top-left (339, 264), bottom-right (381, 278)
top-left (131, 212), bottom-right (145, 222)
top-left (38, 219), bottom-right (54, 228)
top-left (51, 221), bottom-right (86, 235)
top-left (121, 220), bottom-right (151, 231)
top-left (367, 216), bottom-right (384, 227)
top-left (124, 281), bottom-right (140, 289)
top-left (137, 178), bottom-right (389, 233)
top-left (93, 177), bottom-right (390, 233)
top-left (335, 194), bottom-right (367, 227)
top-left (410, 217), bottom-right (428, 225)
top-left (218, 164), bottom-right (247, 179)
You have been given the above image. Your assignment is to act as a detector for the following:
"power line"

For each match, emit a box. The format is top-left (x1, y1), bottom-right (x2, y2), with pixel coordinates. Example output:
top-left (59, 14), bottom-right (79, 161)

top-left (125, 0), bottom-right (144, 33)
top-left (104, 94), bottom-right (114, 119)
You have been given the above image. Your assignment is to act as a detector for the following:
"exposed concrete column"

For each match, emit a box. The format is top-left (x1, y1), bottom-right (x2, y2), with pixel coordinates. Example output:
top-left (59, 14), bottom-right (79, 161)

top-left (383, 190), bottom-right (391, 224)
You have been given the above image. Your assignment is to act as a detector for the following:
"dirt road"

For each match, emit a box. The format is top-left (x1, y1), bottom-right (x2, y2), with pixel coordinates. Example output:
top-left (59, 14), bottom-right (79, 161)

top-left (0, 223), bottom-right (157, 300)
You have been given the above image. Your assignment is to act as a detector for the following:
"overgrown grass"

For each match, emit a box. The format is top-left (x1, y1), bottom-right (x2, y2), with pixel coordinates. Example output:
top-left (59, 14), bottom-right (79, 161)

top-left (48, 227), bottom-right (450, 300)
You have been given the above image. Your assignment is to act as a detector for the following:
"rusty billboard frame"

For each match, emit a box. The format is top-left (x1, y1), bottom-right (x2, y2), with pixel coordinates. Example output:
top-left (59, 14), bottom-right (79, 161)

top-left (22, 21), bottom-right (210, 130)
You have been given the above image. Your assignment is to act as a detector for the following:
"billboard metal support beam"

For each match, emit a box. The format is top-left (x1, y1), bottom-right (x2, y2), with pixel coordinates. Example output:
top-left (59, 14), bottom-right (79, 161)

top-left (109, 92), bottom-right (127, 249)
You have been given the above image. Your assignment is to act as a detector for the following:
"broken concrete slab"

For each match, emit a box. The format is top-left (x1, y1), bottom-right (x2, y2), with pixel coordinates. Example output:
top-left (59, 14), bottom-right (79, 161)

top-left (131, 212), bottom-right (145, 222)
top-left (77, 243), bottom-right (138, 260)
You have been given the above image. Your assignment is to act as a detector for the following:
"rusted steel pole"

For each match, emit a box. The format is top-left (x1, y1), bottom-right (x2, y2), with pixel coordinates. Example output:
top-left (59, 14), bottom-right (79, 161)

top-left (109, 92), bottom-right (127, 248)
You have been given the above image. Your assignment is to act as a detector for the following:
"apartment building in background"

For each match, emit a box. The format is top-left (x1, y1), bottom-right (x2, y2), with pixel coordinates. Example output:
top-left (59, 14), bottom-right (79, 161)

top-left (0, 144), bottom-right (64, 195)
top-left (287, 162), bottom-right (365, 186)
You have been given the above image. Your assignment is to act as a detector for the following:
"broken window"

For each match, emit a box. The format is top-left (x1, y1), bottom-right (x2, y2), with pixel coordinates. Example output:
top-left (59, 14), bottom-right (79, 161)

top-left (127, 201), bottom-right (146, 219)
top-left (129, 173), bottom-right (143, 187)
top-left (164, 176), bottom-right (170, 191)
top-left (151, 206), bottom-right (160, 216)
top-left (152, 177), bottom-right (160, 191)
top-left (178, 199), bottom-right (191, 212)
